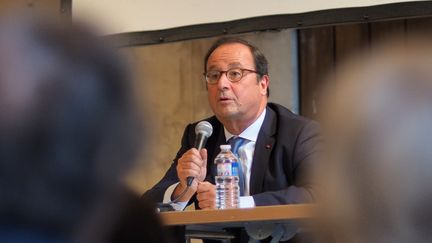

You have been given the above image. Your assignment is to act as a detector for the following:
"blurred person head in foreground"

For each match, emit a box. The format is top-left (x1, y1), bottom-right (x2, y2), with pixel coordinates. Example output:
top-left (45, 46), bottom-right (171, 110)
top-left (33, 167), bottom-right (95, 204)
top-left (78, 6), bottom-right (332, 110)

top-left (0, 14), bottom-right (165, 242)
top-left (318, 36), bottom-right (432, 243)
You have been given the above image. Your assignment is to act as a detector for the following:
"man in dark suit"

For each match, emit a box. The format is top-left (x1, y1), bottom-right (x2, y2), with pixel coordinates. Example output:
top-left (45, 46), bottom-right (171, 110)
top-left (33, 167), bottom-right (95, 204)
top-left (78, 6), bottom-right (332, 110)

top-left (144, 37), bottom-right (320, 211)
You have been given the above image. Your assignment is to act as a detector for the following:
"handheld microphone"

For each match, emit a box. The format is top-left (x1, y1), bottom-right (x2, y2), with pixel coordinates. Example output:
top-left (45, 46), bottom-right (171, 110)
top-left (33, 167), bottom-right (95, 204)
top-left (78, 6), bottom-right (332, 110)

top-left (187, 121), bottom-right (213, 186)
top-left (157, 121), bottom-right (213, 211)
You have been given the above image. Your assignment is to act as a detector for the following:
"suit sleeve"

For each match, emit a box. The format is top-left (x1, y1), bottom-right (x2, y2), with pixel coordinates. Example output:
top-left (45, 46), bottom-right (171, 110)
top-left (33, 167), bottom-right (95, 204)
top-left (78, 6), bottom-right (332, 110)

top-left (252, 120), bottom-right (321, 206)
top-left (141, 124), bottom-right (195, 203)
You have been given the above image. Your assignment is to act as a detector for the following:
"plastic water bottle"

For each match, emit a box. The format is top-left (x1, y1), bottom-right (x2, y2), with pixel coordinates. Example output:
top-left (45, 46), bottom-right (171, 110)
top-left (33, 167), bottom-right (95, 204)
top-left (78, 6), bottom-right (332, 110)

top-left (214, 144), bottom-right (240, 209)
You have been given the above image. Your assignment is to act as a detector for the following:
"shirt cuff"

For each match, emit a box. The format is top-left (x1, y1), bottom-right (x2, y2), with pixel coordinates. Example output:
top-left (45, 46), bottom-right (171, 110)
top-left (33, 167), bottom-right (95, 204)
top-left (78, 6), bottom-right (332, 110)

top-left (163, 182), bottom-right (188, 211)
top-left (239, 196), bottom-right (255, 208)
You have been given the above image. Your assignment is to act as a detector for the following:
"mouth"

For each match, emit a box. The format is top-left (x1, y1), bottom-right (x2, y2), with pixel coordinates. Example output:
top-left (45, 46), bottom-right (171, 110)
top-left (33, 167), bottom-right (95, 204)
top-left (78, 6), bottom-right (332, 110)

top-left (218, 97), bottom-right (234, 104)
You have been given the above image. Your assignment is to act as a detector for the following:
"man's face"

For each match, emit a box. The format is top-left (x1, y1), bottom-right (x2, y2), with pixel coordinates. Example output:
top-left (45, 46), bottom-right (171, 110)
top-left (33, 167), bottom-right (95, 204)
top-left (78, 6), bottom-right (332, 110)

top-left (206, 43), bottom-right (268, 124)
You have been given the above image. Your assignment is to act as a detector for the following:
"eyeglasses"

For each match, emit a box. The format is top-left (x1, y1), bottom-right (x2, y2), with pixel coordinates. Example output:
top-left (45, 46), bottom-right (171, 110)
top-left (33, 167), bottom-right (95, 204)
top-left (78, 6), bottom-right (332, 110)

top-left (203, 68), bottom-right (259, 84)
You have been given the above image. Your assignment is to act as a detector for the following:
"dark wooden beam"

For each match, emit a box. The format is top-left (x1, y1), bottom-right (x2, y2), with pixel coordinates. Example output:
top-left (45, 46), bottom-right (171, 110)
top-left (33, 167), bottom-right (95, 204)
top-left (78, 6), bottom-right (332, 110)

top-left (107, 1), bottom-right (432, 47)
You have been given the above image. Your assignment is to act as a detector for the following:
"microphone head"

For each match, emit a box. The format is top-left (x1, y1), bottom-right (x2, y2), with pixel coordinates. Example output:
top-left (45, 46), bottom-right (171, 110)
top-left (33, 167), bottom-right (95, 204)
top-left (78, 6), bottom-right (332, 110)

top-left (195, 121), bottom-right (213, 137)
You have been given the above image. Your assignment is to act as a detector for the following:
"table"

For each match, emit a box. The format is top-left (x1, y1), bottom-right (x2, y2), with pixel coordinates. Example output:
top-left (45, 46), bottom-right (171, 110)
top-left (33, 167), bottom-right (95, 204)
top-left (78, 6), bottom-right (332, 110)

top-left (159, 204), bottom-right (316, 242)
top-left (160, 204), bottom-right (316, 226)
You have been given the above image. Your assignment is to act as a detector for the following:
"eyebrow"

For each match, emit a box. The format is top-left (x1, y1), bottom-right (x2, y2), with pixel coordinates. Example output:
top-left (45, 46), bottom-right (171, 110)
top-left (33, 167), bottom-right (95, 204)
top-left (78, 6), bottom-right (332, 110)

top-left (227, 62), bottom-right (242, 68)
top-left (207, 62), bottom-right (243, 71)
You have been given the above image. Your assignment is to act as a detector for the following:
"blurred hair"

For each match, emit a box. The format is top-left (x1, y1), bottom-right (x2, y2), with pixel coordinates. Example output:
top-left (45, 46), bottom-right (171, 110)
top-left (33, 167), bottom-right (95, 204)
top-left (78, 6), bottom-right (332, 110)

top-left (0, 15), bottom-right (143, 237)
top-left (318, 36), bottom-right (432, 243)
top-left (204, 37), bottom-right (270, 97)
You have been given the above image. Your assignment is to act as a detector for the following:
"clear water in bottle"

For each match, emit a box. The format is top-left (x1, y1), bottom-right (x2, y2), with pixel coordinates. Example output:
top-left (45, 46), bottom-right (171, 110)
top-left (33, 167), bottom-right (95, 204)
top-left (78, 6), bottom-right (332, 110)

top-left (214, 144), bottom-right (240, 209)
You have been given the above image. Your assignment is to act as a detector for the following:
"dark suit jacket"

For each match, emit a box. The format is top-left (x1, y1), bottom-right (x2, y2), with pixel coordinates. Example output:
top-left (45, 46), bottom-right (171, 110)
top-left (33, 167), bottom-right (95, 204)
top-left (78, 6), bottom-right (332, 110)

top-left (144, 103), bottom-right (320, 207)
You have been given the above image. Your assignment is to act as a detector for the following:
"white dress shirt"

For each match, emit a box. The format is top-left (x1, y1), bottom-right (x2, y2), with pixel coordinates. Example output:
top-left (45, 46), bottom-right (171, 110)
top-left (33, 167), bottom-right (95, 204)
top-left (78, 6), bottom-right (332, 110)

top-left (163, 109), bottom-right (267, 210)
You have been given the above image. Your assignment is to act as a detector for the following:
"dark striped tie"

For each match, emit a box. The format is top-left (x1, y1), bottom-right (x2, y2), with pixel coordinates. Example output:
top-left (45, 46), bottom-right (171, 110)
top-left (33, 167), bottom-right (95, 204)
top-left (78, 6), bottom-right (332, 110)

top-left (229, 136), bottom-right (246, 196)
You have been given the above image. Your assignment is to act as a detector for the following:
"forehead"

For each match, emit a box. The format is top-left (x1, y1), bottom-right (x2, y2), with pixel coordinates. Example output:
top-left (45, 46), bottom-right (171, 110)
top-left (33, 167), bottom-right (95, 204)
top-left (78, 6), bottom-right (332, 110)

top-left (207, 43), bottom-right (254, 70)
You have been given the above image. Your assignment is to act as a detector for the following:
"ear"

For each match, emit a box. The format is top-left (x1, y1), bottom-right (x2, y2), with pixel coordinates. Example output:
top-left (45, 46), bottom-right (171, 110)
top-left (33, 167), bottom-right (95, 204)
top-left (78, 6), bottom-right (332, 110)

top-left (259, 75), bottom-right (269, 96)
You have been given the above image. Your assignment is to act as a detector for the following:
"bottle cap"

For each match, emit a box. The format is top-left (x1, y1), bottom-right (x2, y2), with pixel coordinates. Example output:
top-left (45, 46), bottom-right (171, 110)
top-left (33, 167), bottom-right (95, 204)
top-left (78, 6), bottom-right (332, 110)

top-left (220, 144), bottom-right (231, 150)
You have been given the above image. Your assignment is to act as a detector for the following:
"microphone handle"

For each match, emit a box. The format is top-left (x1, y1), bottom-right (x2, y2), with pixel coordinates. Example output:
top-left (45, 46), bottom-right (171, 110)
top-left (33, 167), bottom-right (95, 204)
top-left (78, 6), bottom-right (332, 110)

top-left (194, 133), bottom-right (208, 150)
top-left (187, 133), bottom-right (208, 186)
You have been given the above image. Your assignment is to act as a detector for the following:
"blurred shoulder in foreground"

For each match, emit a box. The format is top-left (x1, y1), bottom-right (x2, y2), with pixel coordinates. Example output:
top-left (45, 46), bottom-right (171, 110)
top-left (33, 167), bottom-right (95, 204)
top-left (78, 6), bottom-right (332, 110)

top-left (0, 13), bottom-right (170, 243)
top-left (317, 35), bottom-right (432, 243)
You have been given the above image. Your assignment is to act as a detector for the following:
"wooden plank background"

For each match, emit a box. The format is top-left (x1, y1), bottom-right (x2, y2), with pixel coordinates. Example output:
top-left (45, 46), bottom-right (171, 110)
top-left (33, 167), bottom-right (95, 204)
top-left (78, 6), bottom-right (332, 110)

top-left (298, 16), bottom-right (432, 119)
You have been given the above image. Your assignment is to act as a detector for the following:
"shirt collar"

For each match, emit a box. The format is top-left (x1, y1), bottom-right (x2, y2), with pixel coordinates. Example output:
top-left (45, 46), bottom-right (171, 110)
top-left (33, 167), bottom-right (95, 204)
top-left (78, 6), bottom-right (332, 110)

top-left (224, 108), bottom-right (267, 142)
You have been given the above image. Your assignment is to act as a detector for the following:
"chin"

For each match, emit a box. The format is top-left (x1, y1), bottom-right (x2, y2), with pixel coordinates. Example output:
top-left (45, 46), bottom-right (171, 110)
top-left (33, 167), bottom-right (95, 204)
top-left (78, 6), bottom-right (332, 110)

top-left (216, 109), bottom-right (241, 120)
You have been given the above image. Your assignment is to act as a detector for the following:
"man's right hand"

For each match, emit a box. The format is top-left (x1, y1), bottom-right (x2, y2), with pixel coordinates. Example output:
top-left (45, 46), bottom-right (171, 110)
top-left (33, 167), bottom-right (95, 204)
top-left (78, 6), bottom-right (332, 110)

top-left (172, 148), bottom-right (207, 202)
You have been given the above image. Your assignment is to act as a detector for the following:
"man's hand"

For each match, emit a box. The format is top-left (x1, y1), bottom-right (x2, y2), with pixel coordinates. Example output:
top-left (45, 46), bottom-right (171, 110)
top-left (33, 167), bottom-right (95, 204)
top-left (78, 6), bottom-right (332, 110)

top-left (172, 148), bottom-right (207, 202)
top-left (197, 181), bottom-right (216, 210)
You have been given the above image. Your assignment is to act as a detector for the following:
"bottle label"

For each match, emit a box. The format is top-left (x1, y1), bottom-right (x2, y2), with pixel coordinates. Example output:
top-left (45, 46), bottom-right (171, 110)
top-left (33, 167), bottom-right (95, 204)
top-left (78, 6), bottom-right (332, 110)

top-left (231, 162), bottom-right (239, 177)
top-left (217, 163), bottom-right (232, 176)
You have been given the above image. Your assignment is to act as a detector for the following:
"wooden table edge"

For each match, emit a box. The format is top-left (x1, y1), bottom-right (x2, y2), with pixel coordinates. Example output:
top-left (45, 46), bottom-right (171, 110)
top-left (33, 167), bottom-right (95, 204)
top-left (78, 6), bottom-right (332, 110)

top-left (159, 204), bottom-right (317, 226)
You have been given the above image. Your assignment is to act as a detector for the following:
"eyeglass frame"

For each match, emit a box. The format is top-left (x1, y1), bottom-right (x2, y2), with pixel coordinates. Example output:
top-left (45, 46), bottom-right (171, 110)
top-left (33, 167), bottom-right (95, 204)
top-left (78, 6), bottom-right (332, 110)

top-left (203, 68), bottom-right (261, 84)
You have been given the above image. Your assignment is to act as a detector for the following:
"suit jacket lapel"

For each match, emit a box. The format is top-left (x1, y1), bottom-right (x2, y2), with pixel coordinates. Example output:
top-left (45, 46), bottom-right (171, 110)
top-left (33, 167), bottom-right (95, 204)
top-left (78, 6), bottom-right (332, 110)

top-left (250, 107), bottom-right (277, 195)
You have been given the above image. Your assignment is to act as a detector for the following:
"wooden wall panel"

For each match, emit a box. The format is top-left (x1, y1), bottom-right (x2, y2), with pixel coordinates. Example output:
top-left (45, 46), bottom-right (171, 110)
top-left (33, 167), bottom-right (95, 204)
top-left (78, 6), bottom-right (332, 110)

top-left (406, 17), bottom-right (432, 37)
top-left (299, 26), bottom-right (334, 119)
top-left (333, 23), bottom-right (370, 88)
top-left (298, 18), bottom-right (431, 119)
top-left (369, 19), bottom-right (406, 45)
top-left (334, 23), bottom-right (369, 65)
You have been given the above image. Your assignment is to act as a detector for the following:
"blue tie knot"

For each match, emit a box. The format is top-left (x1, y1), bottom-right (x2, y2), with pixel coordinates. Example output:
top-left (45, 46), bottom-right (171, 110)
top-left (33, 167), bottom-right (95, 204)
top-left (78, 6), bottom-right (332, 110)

top-left (229, 136), bottom-right (245, 157)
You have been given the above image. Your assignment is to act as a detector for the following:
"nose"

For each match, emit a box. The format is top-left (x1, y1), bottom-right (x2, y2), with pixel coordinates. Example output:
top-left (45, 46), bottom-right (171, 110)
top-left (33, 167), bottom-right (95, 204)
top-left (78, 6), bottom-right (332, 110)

top-left (216, 72), bottom-right (230, 90)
